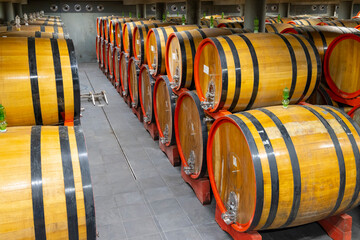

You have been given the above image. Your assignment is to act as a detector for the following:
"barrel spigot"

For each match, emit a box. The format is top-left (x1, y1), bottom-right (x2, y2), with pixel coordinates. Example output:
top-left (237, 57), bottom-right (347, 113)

top-left (143, 116), bottom-right (149, 123)
top-left (122, 91), bottom-right (127, 96)
top-left (160, 124), bottom-right (169, 144)
top-left (221, 192), bottom-right (238, 225)
top-left (282, 87), bottom-right (290, 108)
top-left (131, 102), bottom-right (136, 108)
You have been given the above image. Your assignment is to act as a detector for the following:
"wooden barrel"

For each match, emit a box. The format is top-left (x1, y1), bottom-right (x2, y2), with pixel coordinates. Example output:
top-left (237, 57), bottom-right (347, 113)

top-left (96, 17), bottom-right (102, 36)
top-left (0, 25), bottom-right (64, 34)
top-left (357, 25), bottom-right (360, 30)
top-left (122, 20), bottom-right (161, 56)
top-left (0, 126), bottom-right (96, 239)
top-left (227, 16), bottom-right (244, 21)
top-left (96, 36), bottom-right (100, 63)
top-left (109, 18), bottom-right (135, 48)
top-left (104, 42), bottom-right (110, 73)
top-left (0, 37), bottom-right (80, 127)
top-left (132, 23), bottom-right (176, 65)
top-left (265, 23), bottom-right (298, 33)
top-left (207, 104), bottom-right (360, 232)
top-left (354, 11), bottom-right (360, 19)
top-left (306, 83), bottom-right (341, 107)
top-left (146, 25), bottom-right (207, 76)
top-left (281, 25), bottom-right (359, 60)
top-left (216, 21), bottom-right (244, 28)
top-left (113, 48), bottom-right (121, 88)
top-left (349, 105), bottom-right (360, 125)
top-left (153, 75), bottom-right (177, 146)
top-left (100, 38), bottom-right (106, 68)
top-left (201, 19), bottom-right (239, 27)
top-left (29, 20), bottom-right (64, 26)
top-left (318, 20), bottom-right (360, 28)
top-left (194, 33), bottom-right (321, 113)
top-left (266, 17), bottom-right (296, 24)
top-left (108, 44), bottom-right (115, 80)
top-left (139, 64), bottom-right (156, 124)
top-left (288, 18), bottom-right (323, 25)
top-left (165, 28), bottom-right (249, 91)
top-left (175, 91), bottom-right (211, 179)
top-left (128, 57), bottom-right (141, 108)
top-left (324, 33), bottom-right (360, 99)
top-left (119, 52), bottom-right (129, 96)
top-left (0, 31), bottom-right (66, 39)
top-left (102, 16), bottom-right (127, 43)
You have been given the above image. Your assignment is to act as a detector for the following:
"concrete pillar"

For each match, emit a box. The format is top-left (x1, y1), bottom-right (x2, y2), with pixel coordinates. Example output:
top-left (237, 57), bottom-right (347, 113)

top-left (136, 4), bottom-right (145, 19)
top-left (155, 2), bottom-right (166, 20)
top-left (186, 0), bottom-right (201, 25)
top-left (244, 0), bottom-right (266, 32)
top-left (0, 3), bottom-right (5, 23)
top-left (5, 2), bottom-right (14, 23)
top-left (239, 4), bottom-right (245, 16)
top-left (13, 3), bottom-right (23, 18)
top-left (327, 4), bottom-right (336, 16)
top-left (279, 3), bottom-right (289, 17)
top-left (338, 1), bottom-right (353, 19)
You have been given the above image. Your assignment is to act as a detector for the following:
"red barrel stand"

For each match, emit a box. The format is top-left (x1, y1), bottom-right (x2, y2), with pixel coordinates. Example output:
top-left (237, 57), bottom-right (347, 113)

top-left (159, 141), bottom-right (180, 166)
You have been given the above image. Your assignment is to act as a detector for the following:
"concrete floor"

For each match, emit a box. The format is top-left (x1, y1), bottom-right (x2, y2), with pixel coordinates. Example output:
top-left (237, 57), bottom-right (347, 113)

top-left (79, 63), bottom-right (360, 240)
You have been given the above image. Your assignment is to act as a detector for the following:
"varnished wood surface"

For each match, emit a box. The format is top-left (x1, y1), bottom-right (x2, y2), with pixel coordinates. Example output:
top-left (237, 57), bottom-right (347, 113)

top-left (208, 105), bottom-right (360, 232)
top-left (0, 25), bottom-right (64, 34)
top-left (108, 45), bottom-right (115, 78)
top-left (0, 31), bottom-right (66, 39)
top-left (139, 65), bottom-right (155, 123)
top-left (0, 126), bottom-right (95, 240)
top-left (146, 25), bottom-right (208, 76)
top-left (119, 52), bottom-right (129, 95)
top-left (194, 33), bottom-right (320, 112)
top-left (0, 37), bottom-right (80, 127)
top-left (265, 23), bottom-right (298, 33)
top-left (133, 23), bottom-right (176, 65)
top-left (325, 33), bottom-right (360, 98)
top-left (28, 20), bottom-right (63, 26)
top-left (281, 25), bottom-right (359, 60)
top-left (175, 91), bottom-right (210, 178)
top-left (319, 20), bottom-right (360, 28)
top-left (166, 28), bottom-right (248, 90)
top-left (154, 76), bottom-right (175, 145)
top-left (128, 57), bottom-right (140, 107)
top-left (113, 48), bottom-right (121, 87)
top-left (288, 18), bottom-right (323, 25)
top-left (307, 83), bottom-right (339, 106)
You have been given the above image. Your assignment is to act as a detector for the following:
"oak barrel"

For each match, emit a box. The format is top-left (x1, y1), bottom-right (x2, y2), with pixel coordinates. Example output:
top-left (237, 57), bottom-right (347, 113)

top-left (0, 37), bottom-right (80, 127)
top-left (153, 75), bottom-right (177, 146)
top-left (0, 126), bottom-right (96, 239)
top-left (281, 25), bottom-right (359, 59)
top-left (175, 91), bottom-right (211, 179)
top-left (119, 52), bottom-right (129, 96)
top-left (349, 105), bottom-right (360, 125)
top-left (216, 21), bottom-right (244, 28)
top-left (265, 23), bottom-right (298, 33)
top-left (28, 20), bottom-right (64, 26)
top-left (128, 57), bottom-right (141, 108)
top-left (324, 33), bottom-right (360, 99)
top-left (165, 28), bottom-right (249, 91)
top-left (0, 25), bottom-right (64, 34)
top-left (139, 64), bottom-right (156, 124)
top-left (122, 20), bottom-right (161, 56)
top-left (113, 48), bottom-right (121, 88)
top-left (0, 31), bottom-right (66, 39)
top-left (133, 23), bottom-right (177, 65)
top-left (194, 33), bottom-right (321, 112)
top-left (318, 20), bottom-right (360, 28)
top-left (146, 25), bottom-right (208, 76)
top-left (107, 44), bottom-right (115, 80)
top-left (288, 18), bottom-right (323, 25)
top-left (207, 105), bottom-right (360, 232)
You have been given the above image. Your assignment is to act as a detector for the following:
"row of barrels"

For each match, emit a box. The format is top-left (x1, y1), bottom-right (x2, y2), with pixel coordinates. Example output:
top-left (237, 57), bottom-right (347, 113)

top-left (0, 14), bottom-right (96, 240)
top-left (99, 13), bottom-right (360, 234)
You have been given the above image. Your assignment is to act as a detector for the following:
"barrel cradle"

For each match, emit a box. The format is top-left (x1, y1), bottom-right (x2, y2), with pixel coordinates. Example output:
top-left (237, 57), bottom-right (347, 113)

top-left (146, 25), bottom-right (208, 77)
top-left (119, 52), bottom-right (130, 96)
top-left (175, 91), bottom-right (212, 179)
top-left (153, 75), bottom-right (178, 146)
top-left (133, 23), bottom-right (177, 65)
top-left (128, 57), bottom-right (141, 108)
top-left (122, 20), bottom-right (162, 57)
top-left (324, 32), bottom-right (360, 99)
top-left (165, 28), bottom-right (249, 91)
top-left (281, 25), bottom-right (359, 60)
top-left (0, 126), bottom-right (96, 239)
top-left (207, 105), bottom-right (360, 232)
top-left (0, 25), bottom-right (64, 34)
top-left (194, 33), bottom-right (321, 113)
top-left (139, 64), bottom-right (156, 124)
top-left (0, 37), bottom-right (80, 127)
top-left (318, 20), bottom-right (360, 28)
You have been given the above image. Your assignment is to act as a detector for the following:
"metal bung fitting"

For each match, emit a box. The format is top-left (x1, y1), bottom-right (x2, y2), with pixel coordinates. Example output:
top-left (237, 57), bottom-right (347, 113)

top-left (221, 192), bottom-right (238, 225)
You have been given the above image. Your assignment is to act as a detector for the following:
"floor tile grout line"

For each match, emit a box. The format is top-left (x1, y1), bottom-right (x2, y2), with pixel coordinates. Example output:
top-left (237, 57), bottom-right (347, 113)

top-left (83, 70), bottom-right (137, 181)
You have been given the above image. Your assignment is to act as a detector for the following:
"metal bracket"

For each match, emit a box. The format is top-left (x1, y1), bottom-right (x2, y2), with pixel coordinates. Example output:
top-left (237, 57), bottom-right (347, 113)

top-left (183, 150), bottom-right (196, 175)
top-left (201, 81), bottom-right (215, 110)
top-left (221, 191), bottom-right (238, 225)
top-left (203, 116), bottom-right (214, 123)
top-left (81, 91), bottom-right (109, 106)
top-left (143, 116), bottom-right (149, 123)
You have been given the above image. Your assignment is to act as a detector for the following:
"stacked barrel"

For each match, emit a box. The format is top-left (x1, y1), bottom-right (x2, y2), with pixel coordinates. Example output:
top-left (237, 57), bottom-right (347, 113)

top-left (0, 13), bottom-right (96, 240)
top-left (97, 13), bottom-right (360, 237)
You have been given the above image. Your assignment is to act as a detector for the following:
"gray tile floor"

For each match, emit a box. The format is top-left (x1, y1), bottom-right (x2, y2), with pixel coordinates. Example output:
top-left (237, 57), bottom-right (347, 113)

top-left (79, 63), bottom-right (360, 240)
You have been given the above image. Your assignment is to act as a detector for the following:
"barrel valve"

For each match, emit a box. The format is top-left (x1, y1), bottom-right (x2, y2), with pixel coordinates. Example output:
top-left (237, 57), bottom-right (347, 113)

top-left (160, 124), bottom-right (169, 144)
top-left (184, 151), bottom-right (195, 175)
top-left (0, 104), bottom-right (7, 133)
top-left (131, 102), bottom-right (136, 108)
top-left (143, 116), bottom-right (149, 123)
top-left (221, 192), bottom-right (238, 225)
top-left (201, 81), bottom-right (215, 110)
